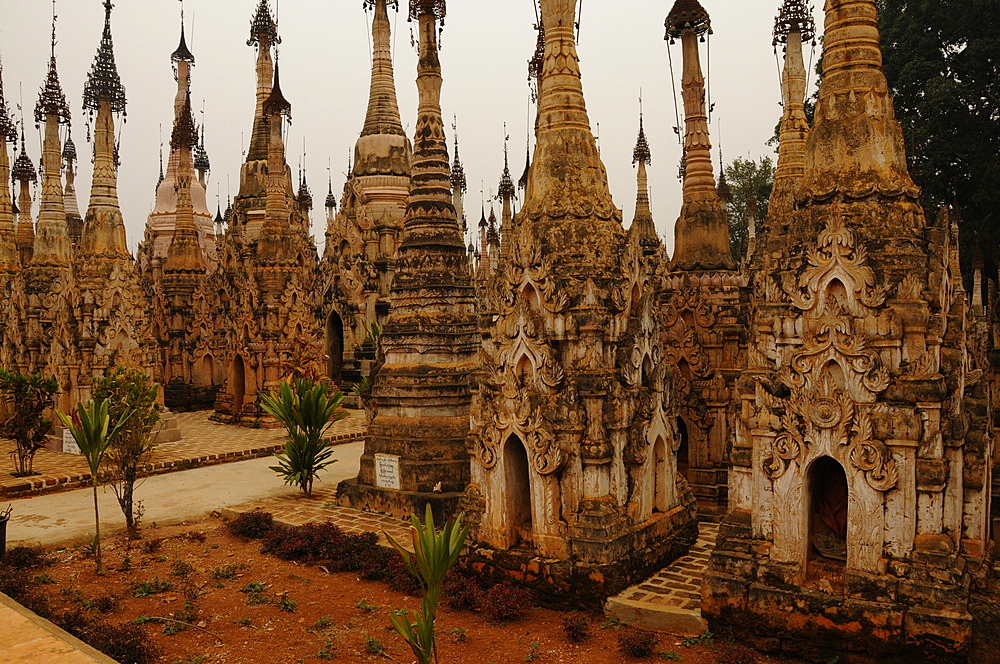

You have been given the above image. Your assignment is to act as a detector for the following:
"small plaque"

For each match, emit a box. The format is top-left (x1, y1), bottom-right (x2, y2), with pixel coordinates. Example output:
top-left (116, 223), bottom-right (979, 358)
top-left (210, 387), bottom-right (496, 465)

top-left (375, 453), bottom-right (401, 490)
top-left (62, 428), bottom-right (81, 455)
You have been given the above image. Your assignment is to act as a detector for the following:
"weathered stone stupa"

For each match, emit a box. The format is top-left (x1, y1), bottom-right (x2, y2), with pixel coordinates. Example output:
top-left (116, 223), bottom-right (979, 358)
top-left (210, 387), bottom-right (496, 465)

top-left (463, 0), bottom-right (696, 604)
top-left (338, 0), bottom-right (479, 519)
top-left (704, 0), bottom-right (993, 658)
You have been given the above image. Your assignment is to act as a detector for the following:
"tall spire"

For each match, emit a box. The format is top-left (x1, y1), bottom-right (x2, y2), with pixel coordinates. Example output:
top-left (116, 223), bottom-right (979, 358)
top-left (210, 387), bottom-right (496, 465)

top-left (12, 128), bottom-right (37, 265)
top-left (164, 92), bottom-right (205, 276)
top-left (521, 0), bottom-right (618, 226)
top-left (799, 0), bottom-right (916, 202)
top-left (62, 128), bottom-right (83, 244)
top-left (629, 108), bottom-right (659, 254)
top-left (79, 0), bottom-right (129, 259)
top-left (497, 129), bottom-right (515, 252)
top-left (769, 0), bottom-right (815, 225)
top-left (0, 58), bottom-right (19, 275)
top-left (451, 118), bottom-right (467, 233)
top-left (31, 2), bottom-right (72, 267)
top-left (246, 0), bottom-right (278, 163)
top-left (361, 0), bottom-right (404, 138)
top-left (665, 0), bottom-right (734, 270)
top-left (258, 59), bottom-right (294, 262)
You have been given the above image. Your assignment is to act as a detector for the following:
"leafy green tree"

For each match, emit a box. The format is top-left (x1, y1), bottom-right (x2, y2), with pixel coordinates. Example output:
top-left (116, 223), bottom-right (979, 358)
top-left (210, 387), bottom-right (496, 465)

top-left (0, 369), bottom-right (58, 477)
top-left (385, 506), bottom-right (470, 664)
top-left (92, 368), bottom-right (161, 538)
top-left (58, 399), bottom-right (133, 573)
top-left (722, 156), bottom-right (775, 261)
top-left (878, 0), bottom-right (1000, 278)
top-left (261, 379), bottom-right (346, 497)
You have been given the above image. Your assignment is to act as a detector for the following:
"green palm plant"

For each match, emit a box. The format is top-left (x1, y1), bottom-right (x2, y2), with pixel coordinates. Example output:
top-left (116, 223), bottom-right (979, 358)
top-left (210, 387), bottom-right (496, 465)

top-left (57, 399), bottom-right (133, 574)
top-left (260, 379), bottom-right (346, 497)
top-left (384, 505), bottom-right (470, 664)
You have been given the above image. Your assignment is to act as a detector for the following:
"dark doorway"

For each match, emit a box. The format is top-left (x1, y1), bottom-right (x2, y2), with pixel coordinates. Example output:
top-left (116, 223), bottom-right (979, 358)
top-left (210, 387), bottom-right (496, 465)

top-left (504, 436), bottom-right (533, 546)
top-left (326, 312), bottom-right (344, 384)
top-left (809, 456), bottom-right (848, 562)
top-left (232, 355), bottom-right (246, 417)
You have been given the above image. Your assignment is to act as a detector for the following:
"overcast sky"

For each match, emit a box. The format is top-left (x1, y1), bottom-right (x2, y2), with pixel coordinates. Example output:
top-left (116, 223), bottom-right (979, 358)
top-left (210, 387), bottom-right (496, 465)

top-left (2, 0), bottom-right (823, 254)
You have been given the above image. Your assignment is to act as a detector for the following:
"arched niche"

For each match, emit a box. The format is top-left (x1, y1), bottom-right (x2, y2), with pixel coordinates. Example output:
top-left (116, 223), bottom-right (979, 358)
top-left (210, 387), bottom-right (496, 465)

top-left (326, 312), bottom-right (345, 384)
top-left (231, 355), bottom-right (247, 417)
top-left (503, 435), bottom-right (534, 547)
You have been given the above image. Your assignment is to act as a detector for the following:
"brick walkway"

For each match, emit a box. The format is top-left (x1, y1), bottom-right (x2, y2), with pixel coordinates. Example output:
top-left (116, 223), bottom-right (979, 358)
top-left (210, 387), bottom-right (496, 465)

top-left (0, 410), bottom-right (366, 498)
top-left (222, 487), bottom-right (413, 548)
top-left (605, 522), bottom-right (719, 636)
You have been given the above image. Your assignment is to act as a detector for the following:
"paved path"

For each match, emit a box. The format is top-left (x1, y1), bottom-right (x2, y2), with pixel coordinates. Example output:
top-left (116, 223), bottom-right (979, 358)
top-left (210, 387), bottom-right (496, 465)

top-left (4, 440), bottom-right (364, 548)
top-left (0, 410), bottom-right (366, 497)
top-left (0, 592), bottom-right (116, 664)
top-left (605, 522), bottom-right (719, 636)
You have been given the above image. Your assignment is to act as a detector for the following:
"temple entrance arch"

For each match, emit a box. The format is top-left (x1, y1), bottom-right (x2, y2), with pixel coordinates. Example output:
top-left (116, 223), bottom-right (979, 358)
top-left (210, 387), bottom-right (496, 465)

top-left (326, 312), bottom-right (344, 384)
top-left (196, 354), bottom-right (215, 387)
top-left (231, 355), bottom-right (246, 417)
top-left (503, 435), bottom-right (533, 546)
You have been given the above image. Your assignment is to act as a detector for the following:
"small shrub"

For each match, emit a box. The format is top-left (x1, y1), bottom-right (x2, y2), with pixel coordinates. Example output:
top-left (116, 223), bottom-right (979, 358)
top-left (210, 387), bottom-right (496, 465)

top-left (89, 595), bottom-right (118, 614)
top-left (133, 579), bottom-right (174, 598)
top-left (562, 613), bottom-right (591, 643)
top-left (142, 539), bottom-right (162, 554)
top-left (526, 640), bottom-right (541, 662)
top-left (56, 610), bottom-right (158, 664)
top-left (659, 650), bottom-right (683, 661)
top-left (450, 627), bottom-right (468, 644)
top-left (210, 563), bottom-right (247, 580)
top-left (277, 593), bottom-right (297, 613)
top-left (309, 615), bottom-right (334, 631)
top-left (241, 581), bottom-right (267, 594)
top-left (316, 641), bottom-right (337, 659)
top-left (365, 636), bottom-right (384, 654)
top-left (618, 629), bottom-right (660, 659)
top-left (443, 571), bottom-right (485, 611)
top-left (162, 622), bottom-right (185, 636)
top-left (185, 531), bottom-right (207, 543)
top-left (262, 521), bottom-right (346, 563)
top-left (3, 546), bottom-right (51, 569)
top-left (716, 643), bottom-right (760, 664)
top-left (34, 573), bottom-right (57, 584)
top-left (682, 630), bottom-right (713, 647)
top-left (480, 582), bottom-right (533, 622)
top-left (227, 510), bottom-right (275, 539)
top-left (0, 566), bottom-right (50, 616)
top-left (234, 617), bottom-right (254, 627)
top-left (241, 581), bottom-right (269, 605)
top-left (355, 597), bottom-right (379, 612)
top-left (171, 561), bottom-right (195, 577)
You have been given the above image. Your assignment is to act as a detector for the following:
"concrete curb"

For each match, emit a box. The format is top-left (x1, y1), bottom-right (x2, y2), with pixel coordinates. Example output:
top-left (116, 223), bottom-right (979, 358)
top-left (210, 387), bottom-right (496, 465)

top-left (0, 591), bottom-right (119, 663)
top-left (0, 433), bottom-right (364, 499)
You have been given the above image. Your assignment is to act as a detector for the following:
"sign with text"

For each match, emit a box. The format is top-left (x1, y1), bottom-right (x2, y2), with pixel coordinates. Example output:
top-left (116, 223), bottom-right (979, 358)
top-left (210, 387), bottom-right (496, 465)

top-left (374, 453), bottom-right (401, 490)
top-left (62, 428), bottom-right (81, 455)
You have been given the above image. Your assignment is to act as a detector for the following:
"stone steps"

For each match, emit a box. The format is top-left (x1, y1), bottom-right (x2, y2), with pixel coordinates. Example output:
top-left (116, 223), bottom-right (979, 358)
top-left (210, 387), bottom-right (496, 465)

top-left (604, 522), bottom-right (718, 636)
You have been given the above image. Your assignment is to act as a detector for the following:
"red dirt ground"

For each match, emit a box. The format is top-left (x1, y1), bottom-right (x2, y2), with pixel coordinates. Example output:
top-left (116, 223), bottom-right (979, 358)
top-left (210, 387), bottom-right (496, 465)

top-left (32, 515), bottom-right (806, 664)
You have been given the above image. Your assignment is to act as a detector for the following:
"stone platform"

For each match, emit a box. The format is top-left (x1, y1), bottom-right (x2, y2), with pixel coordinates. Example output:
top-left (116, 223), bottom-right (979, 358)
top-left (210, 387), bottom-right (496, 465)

top-left (605, 521), bottom-right (718, 636)
top-left (0, 592), bottom-right (116, 663)
top-left (0, 410), bottom-right (366, 497)
top-left (221, 486), bottom-right (412, 548)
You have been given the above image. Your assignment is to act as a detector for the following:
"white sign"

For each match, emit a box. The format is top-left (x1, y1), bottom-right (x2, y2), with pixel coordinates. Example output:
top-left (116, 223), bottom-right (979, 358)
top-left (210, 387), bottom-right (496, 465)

top-left (62, 428), bottom-right (81, 455)
top-left (375, 454), bottom-right (401, 490)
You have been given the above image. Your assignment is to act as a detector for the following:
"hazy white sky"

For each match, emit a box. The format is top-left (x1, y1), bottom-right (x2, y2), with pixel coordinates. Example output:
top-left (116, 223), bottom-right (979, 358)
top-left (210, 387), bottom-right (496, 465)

top-left (2, 0), bottom-right (823, 254)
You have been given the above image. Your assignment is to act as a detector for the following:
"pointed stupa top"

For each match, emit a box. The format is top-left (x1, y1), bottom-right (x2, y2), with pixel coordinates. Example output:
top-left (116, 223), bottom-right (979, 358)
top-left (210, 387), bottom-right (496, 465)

top-left (0, 60), bottom-right (17, 142)
top-left (487, 206), bottom-right (499, 244)
top-left (194, 126), bottom-right (211, 172)
top-left (248, 0), bottom-right (280, 48)
top-left (633, 114), bottom-right (651, 166)
top-left (498, 140), bottom-right (515, 200)
top-left (35, 11), bottom-right (71, 126)
top-left (12, 132), bottom-right (36, 184)
top-left (451, 132), bottom-right (467, 194)
top-left (172, 19), bottom-right (195, 64)
top-left (263, 61), bottom-right (291, 119)
top-left (325, 177), bottom-right (337, 210)
top-left (83, 1), bottom-right (126, 114)
top-left (518, 143), bottom-right (529, 190)
top-left (298, 171), bottom-right (313, 210)
top-left (665, 0), bottom-right (711, 39)
top-left (62, 131), bottom-right (76, 163)
top-left (215, 204), bottom-right (224, 225)
top-left (773, 0), bottom-right (816, 45)
top-left (170, 94), bottom-right (198, 152)
top-left (361, 0), bottom-right (405, 137)
top-left (799, 0), bottom-right (916, 200)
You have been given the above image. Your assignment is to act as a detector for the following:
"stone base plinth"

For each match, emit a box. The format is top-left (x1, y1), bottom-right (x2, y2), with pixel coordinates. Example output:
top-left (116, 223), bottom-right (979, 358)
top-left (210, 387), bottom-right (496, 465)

top-left (461, 503), bottom-right (699, 610)
top-left (703, 512), bottom-right (975, 663)
top-left (335, 477), bottom-right (464, 524)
